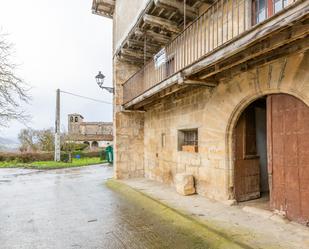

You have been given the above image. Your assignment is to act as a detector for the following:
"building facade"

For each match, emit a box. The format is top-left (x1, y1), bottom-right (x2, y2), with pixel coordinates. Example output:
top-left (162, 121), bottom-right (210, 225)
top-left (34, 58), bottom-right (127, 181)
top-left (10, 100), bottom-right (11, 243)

top-left (93, 0), bottom-right (309, 225)
top-left (67, 114), bottom-right (113, 149)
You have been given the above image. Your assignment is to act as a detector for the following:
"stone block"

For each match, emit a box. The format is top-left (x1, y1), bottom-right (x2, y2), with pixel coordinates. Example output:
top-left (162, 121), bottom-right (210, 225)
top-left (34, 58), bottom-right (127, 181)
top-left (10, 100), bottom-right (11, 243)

top-left (175, 173), bottom-right (196, 196)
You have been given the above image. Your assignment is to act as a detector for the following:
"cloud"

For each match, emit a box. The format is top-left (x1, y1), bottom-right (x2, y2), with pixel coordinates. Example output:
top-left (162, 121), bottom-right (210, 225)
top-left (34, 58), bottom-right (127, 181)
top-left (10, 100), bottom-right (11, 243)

top-left (0, 0), bottom-right (113, 140)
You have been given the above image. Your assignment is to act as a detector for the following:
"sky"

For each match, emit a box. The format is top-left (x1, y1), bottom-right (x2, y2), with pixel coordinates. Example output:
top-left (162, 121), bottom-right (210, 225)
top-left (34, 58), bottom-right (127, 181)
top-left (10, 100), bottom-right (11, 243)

top-left (0, 0), bottom-right (113, 142)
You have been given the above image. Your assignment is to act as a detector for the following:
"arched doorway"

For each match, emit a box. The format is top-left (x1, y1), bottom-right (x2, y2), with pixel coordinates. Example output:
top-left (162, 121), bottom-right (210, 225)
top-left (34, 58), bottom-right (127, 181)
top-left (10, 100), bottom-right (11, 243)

top-left (233, 94), bottom-right (309, 224)
top-left (234, 97), bottom-right (268, 202)
top-left (83, 141), bottom-right (90, 149)
top-left (91, 141), bottom-right (98, 149)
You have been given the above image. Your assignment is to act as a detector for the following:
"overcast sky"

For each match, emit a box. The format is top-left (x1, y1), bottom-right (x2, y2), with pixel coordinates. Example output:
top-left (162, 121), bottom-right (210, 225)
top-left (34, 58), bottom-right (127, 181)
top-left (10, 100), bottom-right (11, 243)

top-left (0, 0), bottom-right (113, 142)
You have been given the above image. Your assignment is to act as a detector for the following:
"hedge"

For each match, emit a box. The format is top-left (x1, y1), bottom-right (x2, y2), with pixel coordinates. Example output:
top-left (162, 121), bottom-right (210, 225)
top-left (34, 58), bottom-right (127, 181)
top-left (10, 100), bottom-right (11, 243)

top-left (61, 151), bottom-right (106, 161)
top-left (0, 150), bottom-right (106, 163)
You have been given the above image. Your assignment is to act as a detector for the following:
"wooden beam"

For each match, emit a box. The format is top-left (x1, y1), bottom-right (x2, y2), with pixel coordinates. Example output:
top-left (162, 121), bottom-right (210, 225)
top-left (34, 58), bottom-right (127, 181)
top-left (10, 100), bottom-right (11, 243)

top-left (134, 28), bottom-right (144, 37)
top-left (193, 0), bottom-right (214, 8)
top-left (96, 0), bottom-right (115, 6)
top-left (198, 24), bottom-right (309, 80)
top-left (118, 54), bottom-right (144, 66)
top-left (121, 48), bottom-right (153, 59)
top-left (126, 39), bottom-right (161, 53)
top-left (123, 73), bottom-right (181, 107)
top-left (135, 28), bottom-right (171, 44)
top-left (130, 84), bottom-right (189, 110)
top-left (97, 5), bottom-right (112, 12)
top-left (178, 76), bottom-right (218, 87)
top-left (143, 14), bottom-right (182, 33)
top-left (154, 0), bottom-right (198, 19)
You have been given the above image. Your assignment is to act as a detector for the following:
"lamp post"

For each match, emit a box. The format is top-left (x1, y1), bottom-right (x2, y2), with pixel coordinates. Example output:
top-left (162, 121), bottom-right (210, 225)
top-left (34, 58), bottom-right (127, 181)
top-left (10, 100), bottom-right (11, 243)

top-left (95, 71), bottom-right (114, 94)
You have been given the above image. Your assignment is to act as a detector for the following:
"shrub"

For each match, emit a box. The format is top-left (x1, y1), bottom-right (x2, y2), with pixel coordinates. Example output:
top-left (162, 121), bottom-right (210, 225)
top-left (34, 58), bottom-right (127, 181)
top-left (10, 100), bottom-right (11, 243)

top-left (71, 150), bottom-right (105, 159)
top-left (61, 142), bottom-right (89, 152)
top-left (0, 150), bottom-right (106, 163)
top-left (0, 152), bottom-right (54, 163)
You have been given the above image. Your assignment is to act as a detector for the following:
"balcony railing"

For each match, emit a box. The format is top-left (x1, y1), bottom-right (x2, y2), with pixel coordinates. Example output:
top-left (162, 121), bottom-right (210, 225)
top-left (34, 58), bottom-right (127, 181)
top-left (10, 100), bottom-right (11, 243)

top-left (122, 0), bottom-right (296, 105)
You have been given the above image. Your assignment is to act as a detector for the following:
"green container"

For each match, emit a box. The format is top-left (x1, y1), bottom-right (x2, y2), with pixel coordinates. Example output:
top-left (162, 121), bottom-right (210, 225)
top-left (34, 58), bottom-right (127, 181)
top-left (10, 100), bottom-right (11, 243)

top-left (105, 145), bottom-right (113, 164)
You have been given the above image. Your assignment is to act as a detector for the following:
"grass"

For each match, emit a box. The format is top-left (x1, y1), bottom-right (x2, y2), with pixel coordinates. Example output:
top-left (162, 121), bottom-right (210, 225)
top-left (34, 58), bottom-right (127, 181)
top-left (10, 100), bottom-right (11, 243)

top-left (0, 157), bottom-right (106, 170)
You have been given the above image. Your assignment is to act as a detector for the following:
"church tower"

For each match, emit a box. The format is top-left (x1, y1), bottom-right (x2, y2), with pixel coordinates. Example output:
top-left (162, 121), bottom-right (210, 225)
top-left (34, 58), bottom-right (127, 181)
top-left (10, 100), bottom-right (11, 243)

top-left (68, 114), bottom-right (84, 135)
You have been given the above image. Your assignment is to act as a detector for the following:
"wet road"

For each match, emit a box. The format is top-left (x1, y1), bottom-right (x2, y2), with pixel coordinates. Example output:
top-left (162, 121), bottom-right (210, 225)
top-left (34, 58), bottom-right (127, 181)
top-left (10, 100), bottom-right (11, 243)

top-left (0, 165), bottom-right (214, 249)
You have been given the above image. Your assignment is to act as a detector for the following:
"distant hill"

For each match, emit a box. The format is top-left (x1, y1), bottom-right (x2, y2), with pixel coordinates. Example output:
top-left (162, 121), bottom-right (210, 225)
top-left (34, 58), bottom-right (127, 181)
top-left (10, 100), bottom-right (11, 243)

top-left (0, 137), bottom-right (19, 152)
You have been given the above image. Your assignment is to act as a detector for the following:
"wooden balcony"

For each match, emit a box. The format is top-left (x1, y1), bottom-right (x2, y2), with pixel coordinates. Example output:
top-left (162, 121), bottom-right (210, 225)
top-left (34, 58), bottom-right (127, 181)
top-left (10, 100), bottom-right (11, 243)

top-left (122, 0), bottom-right (308, 109)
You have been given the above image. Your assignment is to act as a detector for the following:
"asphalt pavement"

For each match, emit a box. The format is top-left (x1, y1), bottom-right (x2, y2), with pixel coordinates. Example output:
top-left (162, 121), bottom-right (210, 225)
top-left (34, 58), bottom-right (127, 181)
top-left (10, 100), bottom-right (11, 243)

top-left (0, 165), bottom-right (215, 249)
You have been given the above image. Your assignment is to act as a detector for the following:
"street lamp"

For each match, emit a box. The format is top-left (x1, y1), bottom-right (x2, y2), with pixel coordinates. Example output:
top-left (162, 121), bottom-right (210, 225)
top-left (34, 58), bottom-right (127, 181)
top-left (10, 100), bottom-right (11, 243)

top-left (95, 71), bottom-right (114, 94)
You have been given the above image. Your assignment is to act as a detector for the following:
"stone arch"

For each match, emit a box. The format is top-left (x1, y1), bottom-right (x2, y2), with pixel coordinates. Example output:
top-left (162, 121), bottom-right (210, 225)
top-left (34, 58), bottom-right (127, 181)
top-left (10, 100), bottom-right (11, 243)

top-left (83, 141), bottom-right (90, 149)
top-left (225, 91), bottom-right (309, 199)
top-left (199, 52), bottom-right (309, 200)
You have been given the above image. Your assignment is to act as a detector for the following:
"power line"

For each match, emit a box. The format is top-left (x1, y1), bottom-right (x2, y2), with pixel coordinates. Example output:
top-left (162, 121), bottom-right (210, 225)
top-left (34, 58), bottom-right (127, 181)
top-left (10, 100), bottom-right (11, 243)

top-left (60, 90), bottom-right (112, 105)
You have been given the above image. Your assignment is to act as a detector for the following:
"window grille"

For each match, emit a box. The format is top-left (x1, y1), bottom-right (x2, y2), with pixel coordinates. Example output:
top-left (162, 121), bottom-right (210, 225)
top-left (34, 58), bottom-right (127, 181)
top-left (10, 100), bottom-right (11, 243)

top-left (178, 129), bottom-right (198, 152)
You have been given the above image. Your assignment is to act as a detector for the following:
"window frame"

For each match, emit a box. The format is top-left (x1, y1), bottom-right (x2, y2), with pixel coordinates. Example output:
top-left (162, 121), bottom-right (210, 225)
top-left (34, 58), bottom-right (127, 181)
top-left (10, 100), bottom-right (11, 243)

top-left (252, 0), bottom-right (287, 25)
top-left (178, 128), bottom-right (199, 153)
top-left (161, 133), bottom-right (166, 148)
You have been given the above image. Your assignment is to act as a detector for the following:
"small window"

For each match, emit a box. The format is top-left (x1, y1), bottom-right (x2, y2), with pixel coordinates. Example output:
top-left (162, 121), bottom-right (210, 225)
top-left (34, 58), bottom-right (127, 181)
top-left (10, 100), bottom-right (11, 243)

top-left (75, 117), bottom-right (78, 122)
top-left (274, 0), bottom-right (288, 13)
top-left (253, 0), bottom-right (288, 25)
top-left (255, 0), bottom-right (267, 24)
top-left (70, 117), bottom-right (73, 122)
top-left (178, 129), bottom-right (198, 153)
top-left (161, 133), bottom-right (166, 148)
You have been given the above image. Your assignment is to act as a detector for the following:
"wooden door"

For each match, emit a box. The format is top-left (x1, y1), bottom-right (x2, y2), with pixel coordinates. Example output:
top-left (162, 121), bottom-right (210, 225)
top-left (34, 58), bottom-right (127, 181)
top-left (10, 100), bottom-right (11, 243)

top-left (267, 94), bottom-right (309, 224)
top-left (234, 107), bottom-right (261, 202)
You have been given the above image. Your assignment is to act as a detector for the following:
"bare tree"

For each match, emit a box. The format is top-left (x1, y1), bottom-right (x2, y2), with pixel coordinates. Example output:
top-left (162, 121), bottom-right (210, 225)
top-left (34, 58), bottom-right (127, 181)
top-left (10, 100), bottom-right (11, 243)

top-left (18, 128), bottom-right (55, 152)
top-left (37, 128), bottom-right (54, 151)
top-left (18, 128), bottom-right (38, 152)
top-left (0, 32), bottom-right (30, 126)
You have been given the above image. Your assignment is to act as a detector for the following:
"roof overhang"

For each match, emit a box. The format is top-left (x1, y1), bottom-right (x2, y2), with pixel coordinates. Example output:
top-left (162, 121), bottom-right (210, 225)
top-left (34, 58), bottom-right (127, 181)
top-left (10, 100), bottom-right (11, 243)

top-left (115, 0), bottom-right (213, 65)
top-left (92, 0), bottom-right (115, 19)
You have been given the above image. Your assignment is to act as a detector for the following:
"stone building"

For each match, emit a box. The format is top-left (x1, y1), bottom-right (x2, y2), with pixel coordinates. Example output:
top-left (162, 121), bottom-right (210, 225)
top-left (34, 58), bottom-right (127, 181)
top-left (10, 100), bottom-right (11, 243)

top-left (92, 0), bottom-right (309, 225)
top-left (67, 114), bottom-right (113, 149)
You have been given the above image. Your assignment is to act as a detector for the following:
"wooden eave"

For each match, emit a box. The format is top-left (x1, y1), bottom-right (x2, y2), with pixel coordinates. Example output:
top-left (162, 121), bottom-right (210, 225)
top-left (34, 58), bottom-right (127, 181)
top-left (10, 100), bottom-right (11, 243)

top-left (116, 0), bottom-right (213, 65)
top-left (92, 0), bottom-right (115, 19)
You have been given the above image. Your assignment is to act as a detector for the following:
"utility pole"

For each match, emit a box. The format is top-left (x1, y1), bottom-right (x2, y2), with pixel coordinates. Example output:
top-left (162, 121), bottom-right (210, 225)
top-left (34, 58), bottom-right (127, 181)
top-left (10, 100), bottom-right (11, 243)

top-left (184, 0), bottom-right (186, 30)
top-left (54, 89), bottom-right (61, 162)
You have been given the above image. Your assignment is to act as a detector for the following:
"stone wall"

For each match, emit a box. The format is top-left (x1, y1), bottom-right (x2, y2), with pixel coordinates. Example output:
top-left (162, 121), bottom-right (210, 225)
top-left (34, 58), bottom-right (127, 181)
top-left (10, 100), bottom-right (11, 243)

top-left (79, 123), bottom-right (113, 136)
top-left (113, 58), bottom-right (145, 179)
top-left (143, 51), bottom-right (309, 201)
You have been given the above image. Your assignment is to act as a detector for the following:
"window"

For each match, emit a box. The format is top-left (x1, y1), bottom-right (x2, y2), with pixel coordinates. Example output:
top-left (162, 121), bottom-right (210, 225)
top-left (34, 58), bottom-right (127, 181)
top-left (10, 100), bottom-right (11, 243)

top-left (255, 0), bottom-right (267, 23)
top-left (161, 133), bottom-right (166, 148)
top-left (178, 129), bottom-right (198, 153)
top-left (75, 117), bottom-right (78, 122)
top-left (253, 0), bottom-right (288, 24)
top-left (274, 0), bottom-right (288, 13)
top-left (70, 117), bottom-right (73, 122)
